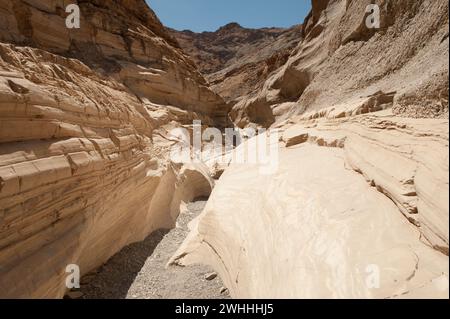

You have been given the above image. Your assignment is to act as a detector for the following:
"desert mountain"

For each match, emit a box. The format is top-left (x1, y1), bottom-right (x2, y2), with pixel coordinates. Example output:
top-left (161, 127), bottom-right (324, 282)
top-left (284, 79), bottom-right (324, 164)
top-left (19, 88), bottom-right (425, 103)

top-left (171, 23), bottom-right (303, 104)
top-left (230, 0), bottom-right (449, 128)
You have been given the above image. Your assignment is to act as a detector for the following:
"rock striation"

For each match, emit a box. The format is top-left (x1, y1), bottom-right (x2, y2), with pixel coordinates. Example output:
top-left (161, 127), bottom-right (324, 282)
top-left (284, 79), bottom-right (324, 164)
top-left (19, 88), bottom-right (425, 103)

top-left (0, 0), bottom-right (226, 298)
top-left (172, 108), bottom-right (449, 299)
top-left (171, 0), bottom-right (449, 299)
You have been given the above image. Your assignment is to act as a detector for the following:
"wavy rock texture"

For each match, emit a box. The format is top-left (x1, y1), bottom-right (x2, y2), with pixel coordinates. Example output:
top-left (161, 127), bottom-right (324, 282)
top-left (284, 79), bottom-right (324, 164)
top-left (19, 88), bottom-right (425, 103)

top-left (172, 109), bottom-right (449, 298)
top-left (0, 0), bottom-right (229, 127)
top-left (0, 0), bottom-right (225, 298)
top-left (172, 0), bottom-right (449, 299)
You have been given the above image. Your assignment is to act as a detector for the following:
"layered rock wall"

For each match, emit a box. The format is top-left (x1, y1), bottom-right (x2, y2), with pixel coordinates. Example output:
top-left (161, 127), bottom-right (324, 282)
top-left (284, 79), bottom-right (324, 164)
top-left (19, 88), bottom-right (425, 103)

top-left (0, 0), bottom-right (223, 298)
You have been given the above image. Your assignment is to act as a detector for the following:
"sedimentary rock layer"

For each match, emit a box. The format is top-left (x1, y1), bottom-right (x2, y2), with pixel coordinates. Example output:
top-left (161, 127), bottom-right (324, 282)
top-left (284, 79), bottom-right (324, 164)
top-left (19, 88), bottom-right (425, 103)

top-left (0, 0), bottom-right (448, 300)
top-left (0, 0), bottom-right (224, 298)
top-left (0, 0), bottom-right (229, 127)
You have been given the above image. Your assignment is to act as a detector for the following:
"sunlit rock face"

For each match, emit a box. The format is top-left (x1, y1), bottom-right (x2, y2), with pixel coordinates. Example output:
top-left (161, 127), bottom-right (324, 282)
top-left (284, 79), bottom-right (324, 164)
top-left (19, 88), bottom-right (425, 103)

top-left (172, 112), bottom-right (449, 299)
top-left (171, 0), bottom-right (449, 299)
top-left (0, 0), bottom-right (225, 298)
top-left (230, 0), bottom-right (448, 128)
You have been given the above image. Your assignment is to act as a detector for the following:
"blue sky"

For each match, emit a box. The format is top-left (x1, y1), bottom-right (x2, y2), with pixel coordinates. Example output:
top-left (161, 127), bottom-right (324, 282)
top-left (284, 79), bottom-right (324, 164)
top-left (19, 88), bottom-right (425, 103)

top-left (147, 0), bottom-right (311, 32)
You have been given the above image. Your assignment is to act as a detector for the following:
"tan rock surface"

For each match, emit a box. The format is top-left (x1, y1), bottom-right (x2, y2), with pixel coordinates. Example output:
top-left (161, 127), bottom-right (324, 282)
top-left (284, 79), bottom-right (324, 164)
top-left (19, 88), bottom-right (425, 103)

top-left (172, 109), bottom-right (449, 298)
top-left (171, 0), bottom-right (450, 297)
top-left (0, 0), bottom-right (225, 298)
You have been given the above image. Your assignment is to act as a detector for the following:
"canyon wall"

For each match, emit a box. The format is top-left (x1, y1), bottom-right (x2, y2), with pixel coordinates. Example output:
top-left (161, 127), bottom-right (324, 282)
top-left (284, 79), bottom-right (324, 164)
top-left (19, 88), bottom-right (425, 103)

top-left (230, 0), bottom-right (449, 128)
top-left (172, 0), bottom-right (449, 298)
top-left (0, 0), bottom-right (225, 298)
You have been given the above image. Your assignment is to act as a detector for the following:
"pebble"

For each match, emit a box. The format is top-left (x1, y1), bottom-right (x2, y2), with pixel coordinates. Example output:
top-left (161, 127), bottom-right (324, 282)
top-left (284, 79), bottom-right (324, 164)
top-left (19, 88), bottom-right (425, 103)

top-left (220, 287), bottom-right (229, 294)
top-left (204, 272), bottom-right (218, 281)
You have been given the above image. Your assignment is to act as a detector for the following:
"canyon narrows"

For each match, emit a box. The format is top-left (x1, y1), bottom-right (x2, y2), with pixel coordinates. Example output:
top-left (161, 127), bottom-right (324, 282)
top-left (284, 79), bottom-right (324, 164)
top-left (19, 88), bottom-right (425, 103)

top-left (0, 0), bottom-right (449, 300)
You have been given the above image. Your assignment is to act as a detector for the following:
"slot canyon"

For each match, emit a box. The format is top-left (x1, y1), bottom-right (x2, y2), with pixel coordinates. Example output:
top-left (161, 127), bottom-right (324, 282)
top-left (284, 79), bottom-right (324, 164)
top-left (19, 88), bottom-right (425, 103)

top-left (0, 0), bottom-right (448, 299)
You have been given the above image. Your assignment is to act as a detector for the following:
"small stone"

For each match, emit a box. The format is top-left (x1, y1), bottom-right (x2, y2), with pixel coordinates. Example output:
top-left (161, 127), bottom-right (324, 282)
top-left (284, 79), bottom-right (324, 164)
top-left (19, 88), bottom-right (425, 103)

top-left (204, 272), bottom-right (218, 281)
top-left (220, 287), bottom-right (229, 294)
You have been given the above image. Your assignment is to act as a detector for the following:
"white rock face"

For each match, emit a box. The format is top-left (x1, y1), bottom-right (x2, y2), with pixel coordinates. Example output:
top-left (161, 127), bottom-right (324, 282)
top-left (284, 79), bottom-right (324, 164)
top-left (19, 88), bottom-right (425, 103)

top-left (172, 111), bottom-right (449, 299)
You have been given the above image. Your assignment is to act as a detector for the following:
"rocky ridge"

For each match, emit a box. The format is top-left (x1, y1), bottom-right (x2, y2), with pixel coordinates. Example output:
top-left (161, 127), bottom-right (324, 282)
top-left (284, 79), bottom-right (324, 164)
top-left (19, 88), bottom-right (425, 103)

top-left (230, 0), bottom-right (449, 128)
top-left (171, 23), bottom-right (303, 104)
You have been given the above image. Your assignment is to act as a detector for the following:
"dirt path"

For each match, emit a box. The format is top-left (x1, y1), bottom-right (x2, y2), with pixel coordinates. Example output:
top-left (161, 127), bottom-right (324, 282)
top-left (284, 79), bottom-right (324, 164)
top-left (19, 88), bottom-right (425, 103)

top-left (74, 201), bottom-right (229, 299)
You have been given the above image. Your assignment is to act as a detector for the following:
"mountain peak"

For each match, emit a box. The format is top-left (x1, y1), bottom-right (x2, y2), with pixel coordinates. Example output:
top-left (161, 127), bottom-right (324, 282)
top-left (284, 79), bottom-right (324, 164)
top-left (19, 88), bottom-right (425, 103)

top-left (217, 22), bottom-right (243, 32)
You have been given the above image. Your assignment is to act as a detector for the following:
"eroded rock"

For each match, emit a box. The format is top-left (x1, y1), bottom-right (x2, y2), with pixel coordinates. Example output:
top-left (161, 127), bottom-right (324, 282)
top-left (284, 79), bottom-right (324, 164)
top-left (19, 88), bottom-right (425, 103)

top-left (0, 0), bottom-right (224, 298)
top-left (172, 113), bottom-right (449, 298)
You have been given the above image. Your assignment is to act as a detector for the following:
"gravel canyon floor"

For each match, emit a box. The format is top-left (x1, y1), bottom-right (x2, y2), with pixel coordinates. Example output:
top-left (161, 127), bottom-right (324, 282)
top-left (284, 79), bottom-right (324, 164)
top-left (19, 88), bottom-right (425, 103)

top-left (0, 0), bottom-right (448, 299)
top-left (72, 201), bottom-right (229, 299)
